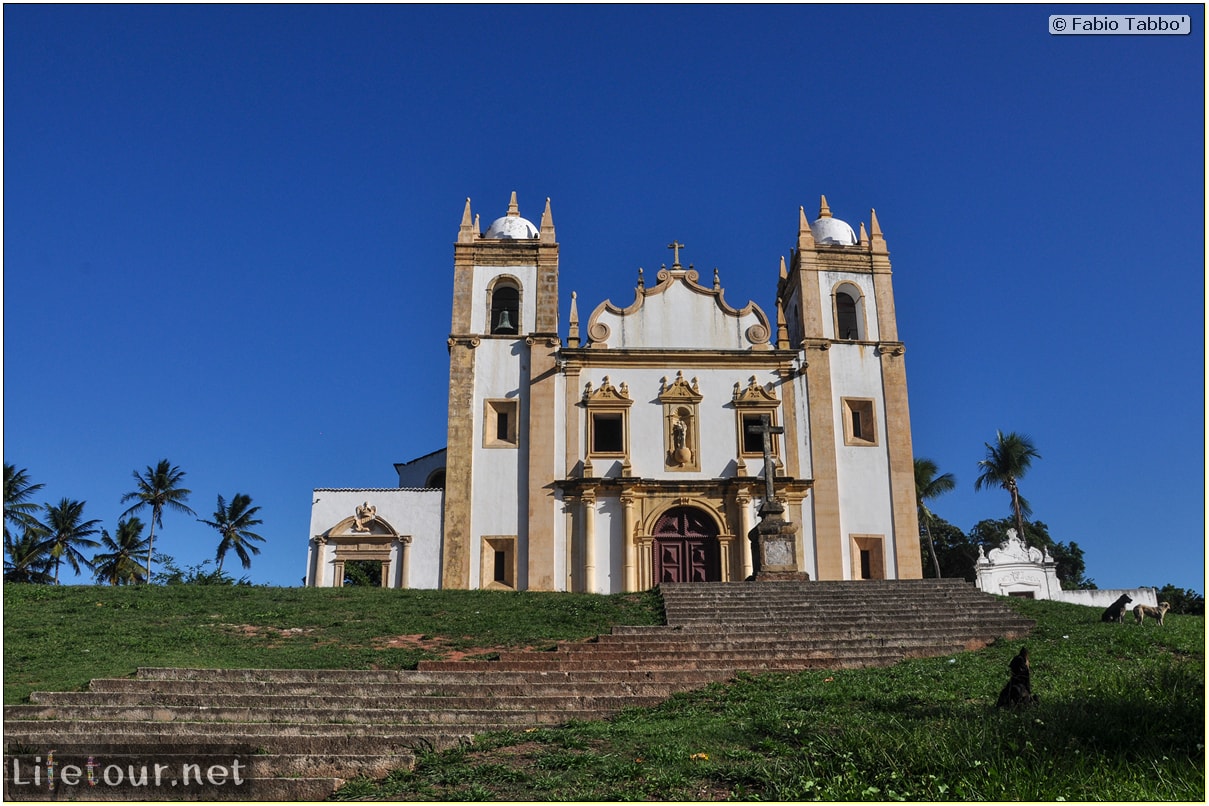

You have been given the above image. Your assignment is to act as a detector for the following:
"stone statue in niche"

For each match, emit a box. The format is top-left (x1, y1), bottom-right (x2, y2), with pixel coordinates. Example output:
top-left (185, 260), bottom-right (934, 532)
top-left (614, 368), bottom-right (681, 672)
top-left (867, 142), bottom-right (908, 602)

top-left (352, 501), bottom-right (377, 533)
top-left (668, 409), bottom-right (694, 467)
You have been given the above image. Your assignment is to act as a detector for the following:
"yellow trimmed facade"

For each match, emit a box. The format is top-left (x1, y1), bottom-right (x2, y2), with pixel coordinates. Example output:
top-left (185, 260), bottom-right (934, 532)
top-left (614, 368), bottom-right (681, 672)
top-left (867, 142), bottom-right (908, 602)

top-left (305, 193), bottom-right (921, 590)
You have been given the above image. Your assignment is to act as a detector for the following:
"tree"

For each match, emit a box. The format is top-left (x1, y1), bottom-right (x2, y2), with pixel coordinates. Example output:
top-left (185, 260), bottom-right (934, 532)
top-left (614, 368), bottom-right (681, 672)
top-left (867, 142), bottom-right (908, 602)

top-left (915, 457), bottom-right (956, 578)
top-left (1154, 584), bottom-right (1204, 616)
top-left (4, 463), bottom-right (47, 543)
top-left (121, 459), bottom-right (195, 581)
top-left (4, 528), bottom-right (54, 584)
top-left (199, 493), bottom-right (265, 573)
top-left (43, 498), bottom-right (101, 584)
top-left (974, 430), bottom-right (1040, 544)
top-left (92, 517), bottom-right (150, 585)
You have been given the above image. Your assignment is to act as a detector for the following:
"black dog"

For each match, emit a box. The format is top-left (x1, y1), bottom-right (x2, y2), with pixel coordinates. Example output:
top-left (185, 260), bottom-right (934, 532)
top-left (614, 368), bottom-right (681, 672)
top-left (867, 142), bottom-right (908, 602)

top-left (1100, 594), bottom-right (1133, 623)
top-left (996, 647), bottom-right (1037, 708)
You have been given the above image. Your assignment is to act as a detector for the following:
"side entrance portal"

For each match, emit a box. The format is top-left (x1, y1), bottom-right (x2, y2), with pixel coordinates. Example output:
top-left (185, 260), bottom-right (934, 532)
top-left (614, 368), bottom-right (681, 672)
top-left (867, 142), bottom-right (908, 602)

top-left (652, 506), bottom-right (721, 583)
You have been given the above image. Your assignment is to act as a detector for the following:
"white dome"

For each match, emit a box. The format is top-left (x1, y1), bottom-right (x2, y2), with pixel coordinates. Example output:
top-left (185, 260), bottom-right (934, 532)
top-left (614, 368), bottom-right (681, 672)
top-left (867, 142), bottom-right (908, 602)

top-left (484, 215), bottom-right (539, 240)
top-left (810, 216), bottom-right (857, 246)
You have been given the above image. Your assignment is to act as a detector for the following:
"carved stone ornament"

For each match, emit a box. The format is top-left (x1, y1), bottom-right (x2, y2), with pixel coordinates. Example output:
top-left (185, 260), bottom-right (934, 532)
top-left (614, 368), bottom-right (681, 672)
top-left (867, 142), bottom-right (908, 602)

top-left (584, 376), bottom-right (631, 403)
top-left (745, 323), bottom-right (770, 345)
top-left (733, 376), bottom-right (779, 405)
top-left (985, 529), bottom-right (1046, 565)
top-left (352, 501), bottom-right (377, 533)
top-left (658, 371), bottom-right (703, 403)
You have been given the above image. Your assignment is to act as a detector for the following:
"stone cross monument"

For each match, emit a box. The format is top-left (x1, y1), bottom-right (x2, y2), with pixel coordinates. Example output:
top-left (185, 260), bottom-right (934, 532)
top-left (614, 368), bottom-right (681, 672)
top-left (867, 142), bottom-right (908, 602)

top-left (746, 414), bottom-right (809, 581)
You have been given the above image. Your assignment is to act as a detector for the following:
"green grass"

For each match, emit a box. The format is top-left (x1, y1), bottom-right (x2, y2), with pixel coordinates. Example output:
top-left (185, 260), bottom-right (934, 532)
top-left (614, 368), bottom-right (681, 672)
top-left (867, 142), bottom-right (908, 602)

top-left (2, 584), bottom-right (663, 704)
top-left (3, 587), bottom-right (1203, 800)
top-left (330, 598), bottom-right (1204, 802)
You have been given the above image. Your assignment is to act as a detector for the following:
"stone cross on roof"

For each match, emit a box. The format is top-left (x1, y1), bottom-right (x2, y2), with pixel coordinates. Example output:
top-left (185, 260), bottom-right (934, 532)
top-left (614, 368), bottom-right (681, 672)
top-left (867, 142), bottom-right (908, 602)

top-left (667, 240), bottom-right (685, 268)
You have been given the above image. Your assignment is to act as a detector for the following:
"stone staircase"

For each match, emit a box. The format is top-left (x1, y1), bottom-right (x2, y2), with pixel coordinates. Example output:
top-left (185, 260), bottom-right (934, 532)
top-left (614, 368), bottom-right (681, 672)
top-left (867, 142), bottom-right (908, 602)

top-left (3, 579), bottom-right (1032, 800)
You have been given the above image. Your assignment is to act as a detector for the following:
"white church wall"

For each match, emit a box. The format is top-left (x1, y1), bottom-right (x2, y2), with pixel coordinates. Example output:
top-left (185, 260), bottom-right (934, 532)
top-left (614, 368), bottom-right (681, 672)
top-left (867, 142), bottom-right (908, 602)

top-left (307, 488), bottom-right (443, 588)
top-left (579, 367), bottom-right (784, 480)
top-left (593, 280), bottom-right (766, 351)
top-left (469, 265), bottom-right (538, 334)
top-left (470, 339), bottom-right (525, 588)
top-left (830, 344), bottom-right (896, 577)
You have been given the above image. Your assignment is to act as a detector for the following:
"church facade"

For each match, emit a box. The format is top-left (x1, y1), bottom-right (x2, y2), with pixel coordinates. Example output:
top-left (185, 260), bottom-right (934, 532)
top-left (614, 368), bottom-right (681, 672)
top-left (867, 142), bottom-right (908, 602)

top-left (305, 193), bottom-right (922, 591)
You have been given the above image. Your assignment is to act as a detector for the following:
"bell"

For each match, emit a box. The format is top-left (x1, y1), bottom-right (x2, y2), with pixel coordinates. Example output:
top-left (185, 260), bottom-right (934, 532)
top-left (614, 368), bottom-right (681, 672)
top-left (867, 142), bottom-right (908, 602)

top-left (496, 308), bottom-right (514, 332)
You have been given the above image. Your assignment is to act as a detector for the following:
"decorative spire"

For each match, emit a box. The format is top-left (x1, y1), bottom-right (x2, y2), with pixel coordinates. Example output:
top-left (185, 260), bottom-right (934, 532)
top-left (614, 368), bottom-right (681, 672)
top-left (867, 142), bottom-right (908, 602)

top-left (540, 197), bottom-right (556, 243)
top-left (507, 191), bottom-right (520, 217)
top-left (776, 297), bottom-right (790, 349)
top-left (818, 195), bottom-right (832, 219)
top-left (713, 268), bottom-right (720, 290)
top-left (858, 221), bottom-right (868, 245)
top-left (568, 291), bottom-right (580, 348)
top-left (870, 208), bottom-right (887, 253)
top-left (637, 267), bottom-right (645, 289)
top-left (779, 255), bottom-right (787, 279)
top-left (458, 198), bottom-right (476, 243)
top-left (797, 205), bottom-right (815, 250)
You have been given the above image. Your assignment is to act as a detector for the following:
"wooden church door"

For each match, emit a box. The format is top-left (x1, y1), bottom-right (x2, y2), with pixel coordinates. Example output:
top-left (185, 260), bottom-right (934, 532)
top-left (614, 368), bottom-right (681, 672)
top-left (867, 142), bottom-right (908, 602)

top-left (653, 506), bottom-right (721, 583)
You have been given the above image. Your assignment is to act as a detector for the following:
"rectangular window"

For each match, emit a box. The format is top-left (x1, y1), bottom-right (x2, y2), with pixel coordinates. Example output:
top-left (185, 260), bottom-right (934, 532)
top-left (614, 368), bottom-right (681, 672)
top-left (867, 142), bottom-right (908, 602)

top-left (742, 414), bottom-right (766, 454)
top-left (850, 535), bottom-right (885, 580)
top-left (841, 398), bottom-right (878, 447)
top-left (484, 399), bottom-right (519, 448)
top-left (481, 536), bottom-right (516, 590)
top-left (591, 412), bottom-right (624, 454)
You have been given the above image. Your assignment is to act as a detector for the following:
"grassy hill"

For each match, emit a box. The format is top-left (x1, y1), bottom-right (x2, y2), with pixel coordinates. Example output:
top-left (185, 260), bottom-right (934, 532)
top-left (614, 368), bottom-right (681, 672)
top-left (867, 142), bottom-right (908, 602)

top-left (3, 585), bottom-right (1204, 801)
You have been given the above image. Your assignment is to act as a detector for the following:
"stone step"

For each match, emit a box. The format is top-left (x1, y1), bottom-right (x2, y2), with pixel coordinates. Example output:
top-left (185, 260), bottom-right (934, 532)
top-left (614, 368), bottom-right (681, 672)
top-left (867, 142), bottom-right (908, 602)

top-left (3, 719), bottom-right (504, 742)
top-left (0, 736), bottom-right (420, 760)
top-left (85, 677), bottom-right (692, 698)
top-left (5, 703), bottom-right (626, 726)
top-left (26, 691), bottom-right (669, 712)
top-left (128, 666), bottom-right (731, 685)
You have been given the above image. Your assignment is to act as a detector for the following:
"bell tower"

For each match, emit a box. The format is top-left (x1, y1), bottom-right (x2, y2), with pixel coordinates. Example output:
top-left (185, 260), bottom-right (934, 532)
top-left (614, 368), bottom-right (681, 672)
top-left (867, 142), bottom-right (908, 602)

top-left (442, 193), bottom-right (561, 589)
top-left (780, 197), bottom-right (921, 580)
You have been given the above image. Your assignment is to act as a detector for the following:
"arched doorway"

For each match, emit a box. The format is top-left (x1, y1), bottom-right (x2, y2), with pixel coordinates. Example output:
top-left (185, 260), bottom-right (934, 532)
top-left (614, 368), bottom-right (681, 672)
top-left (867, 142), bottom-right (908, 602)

top-left (652, 506), bottom-right (721, 583)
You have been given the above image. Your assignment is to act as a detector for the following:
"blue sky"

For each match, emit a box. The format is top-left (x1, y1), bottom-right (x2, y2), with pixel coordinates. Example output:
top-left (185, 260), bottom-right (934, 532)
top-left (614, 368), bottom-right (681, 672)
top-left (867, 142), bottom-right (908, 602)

top-left (4, 4), bottom-right (1204, 593)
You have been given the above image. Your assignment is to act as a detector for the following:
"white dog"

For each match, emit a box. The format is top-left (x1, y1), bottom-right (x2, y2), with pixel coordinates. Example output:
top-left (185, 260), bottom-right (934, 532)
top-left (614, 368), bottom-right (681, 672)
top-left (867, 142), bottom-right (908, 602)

top-left (1132, 602), bottom-right (1171, 626)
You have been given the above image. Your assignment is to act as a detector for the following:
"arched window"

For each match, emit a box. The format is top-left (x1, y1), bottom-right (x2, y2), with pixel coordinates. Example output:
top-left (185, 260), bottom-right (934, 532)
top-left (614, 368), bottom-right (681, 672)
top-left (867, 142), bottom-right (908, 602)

top-left (424, 469), bottom-right (446, 489)
top-left (490, 284), bottom-right (520, 335)
top-left (836, 291), bottom-right (859, 340)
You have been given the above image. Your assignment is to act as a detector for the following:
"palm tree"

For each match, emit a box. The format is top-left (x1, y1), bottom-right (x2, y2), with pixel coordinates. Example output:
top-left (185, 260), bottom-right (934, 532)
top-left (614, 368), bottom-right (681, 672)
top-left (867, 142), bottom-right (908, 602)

top-left (200, 493), bottom-right (265, 573)
top-left (974, 430), bottom-right (1041, 545)
top-left (43, 498), bottom-right (101, 584)
top-left (92, 517), bottom-right (150, 585)
top-left (915, 457), bottom-right (956, 579)
top-left (4, 529), bottom-right (54, 584)
top-left (4, 463), bottom-right (46, 543)
top-left (121, 459), bottom-right (195, 581)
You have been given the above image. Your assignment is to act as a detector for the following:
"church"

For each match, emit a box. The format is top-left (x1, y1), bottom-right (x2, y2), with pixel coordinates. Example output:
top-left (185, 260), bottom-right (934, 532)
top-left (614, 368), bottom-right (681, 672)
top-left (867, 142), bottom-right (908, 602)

top-left (305, 193), bottom-right (922, 591)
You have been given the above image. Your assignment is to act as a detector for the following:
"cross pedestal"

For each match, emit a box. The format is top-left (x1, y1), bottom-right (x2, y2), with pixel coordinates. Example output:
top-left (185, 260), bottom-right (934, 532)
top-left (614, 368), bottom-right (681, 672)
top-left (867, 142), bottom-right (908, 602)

top-left (745, 414), bottom-right (810, 582)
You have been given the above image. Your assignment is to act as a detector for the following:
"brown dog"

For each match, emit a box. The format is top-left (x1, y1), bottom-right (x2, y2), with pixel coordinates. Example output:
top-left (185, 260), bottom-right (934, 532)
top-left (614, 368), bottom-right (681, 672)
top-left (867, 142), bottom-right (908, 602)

top-left (1133, 601), bottom-right (1171, 626)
